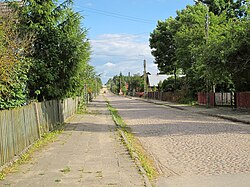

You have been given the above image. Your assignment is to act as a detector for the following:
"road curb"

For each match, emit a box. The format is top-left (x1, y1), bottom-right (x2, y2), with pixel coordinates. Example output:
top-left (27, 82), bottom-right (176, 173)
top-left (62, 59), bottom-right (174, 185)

top-left (112, 115), bottom-right (152, 187)
top-left (197, 112), bottom-right (250, 125)
top-left (134, 97), bottom-right (250, 125)
top-left (135, 97), bottom-right (186, 111)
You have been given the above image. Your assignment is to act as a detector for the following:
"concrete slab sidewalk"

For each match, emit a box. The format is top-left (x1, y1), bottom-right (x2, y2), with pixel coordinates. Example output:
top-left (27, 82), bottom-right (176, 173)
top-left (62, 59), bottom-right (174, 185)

top-left (133, 97), bottom-right (250, 125)
top-left (0, 95), bottom-right (145, 187)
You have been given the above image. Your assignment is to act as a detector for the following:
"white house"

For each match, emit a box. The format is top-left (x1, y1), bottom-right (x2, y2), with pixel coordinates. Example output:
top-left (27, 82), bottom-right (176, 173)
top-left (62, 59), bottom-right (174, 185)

top-left (147, 74), bottom-right (171, 87)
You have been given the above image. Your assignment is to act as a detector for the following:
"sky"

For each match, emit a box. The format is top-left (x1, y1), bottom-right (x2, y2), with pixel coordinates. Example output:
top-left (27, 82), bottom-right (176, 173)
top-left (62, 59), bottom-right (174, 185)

top-left (72, 0), bottom-right (195, 84)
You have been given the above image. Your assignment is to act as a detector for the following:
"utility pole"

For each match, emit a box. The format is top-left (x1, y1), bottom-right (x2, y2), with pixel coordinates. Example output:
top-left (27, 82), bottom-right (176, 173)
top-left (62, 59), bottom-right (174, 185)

top-left (205, 4), bottom-right (211, 107)
top-left (119, 72), bottom-right (122, 95)
top-left (205, 5), bottom-right (209, 43)
top-left (195, 0), bottom-right (211, 106)
top-left (143, 60), bottom-right (147, 99)
top-left (128, 72), bottom-right (131, 96)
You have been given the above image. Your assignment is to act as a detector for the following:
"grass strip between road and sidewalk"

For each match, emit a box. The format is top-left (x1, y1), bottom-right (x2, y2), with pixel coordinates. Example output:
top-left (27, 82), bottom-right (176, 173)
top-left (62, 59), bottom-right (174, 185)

top-left (106, 100), bottom-right (158, 182)
top-left (0, 124), bottom-right (65, 181)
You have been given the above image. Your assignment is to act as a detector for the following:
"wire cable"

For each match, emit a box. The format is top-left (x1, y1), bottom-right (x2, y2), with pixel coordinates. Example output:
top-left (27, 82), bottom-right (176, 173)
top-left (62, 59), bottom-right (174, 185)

top-left (76, 6), bottom-right (155, 24)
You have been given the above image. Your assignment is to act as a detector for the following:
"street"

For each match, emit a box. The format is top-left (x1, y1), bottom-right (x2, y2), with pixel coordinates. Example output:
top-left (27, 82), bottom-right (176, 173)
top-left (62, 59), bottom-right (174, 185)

top-left (106, 93), bottom-right (250, 187)
top-left (0, 96), bottom-right (145, 187)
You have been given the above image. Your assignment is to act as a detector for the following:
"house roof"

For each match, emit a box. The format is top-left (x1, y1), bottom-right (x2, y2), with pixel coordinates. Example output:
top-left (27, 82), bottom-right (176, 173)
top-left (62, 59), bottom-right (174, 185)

top-left (148, 74), bottom-right (171, 87)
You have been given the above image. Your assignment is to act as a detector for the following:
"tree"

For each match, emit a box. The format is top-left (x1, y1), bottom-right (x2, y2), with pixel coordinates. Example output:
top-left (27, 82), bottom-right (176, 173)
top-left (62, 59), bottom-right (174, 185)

top-left (130, 74), bottom-right (144, 92)
top-left (150, 1), bottom-right (250, 97)
top-left (224, 17), bottom-right (250, 91)
top-left (149, 0), bottom-right (250, 98)
top-left (108, 73), bottom-right (143, 95)
top-left (196, 0), bottom-right (248, 18)
top-left (150, 17), bottom-right (181, 89)
top-left (174, 4), bottom-right (210, 93)
top-left (162, 76), bottom-right (185, 92)
top-left (150, 18), bottom-right (178, 74)
top-left (16, 0), bottom-right (92, 101)
top-left (0, 11), bottom-right (34, 109)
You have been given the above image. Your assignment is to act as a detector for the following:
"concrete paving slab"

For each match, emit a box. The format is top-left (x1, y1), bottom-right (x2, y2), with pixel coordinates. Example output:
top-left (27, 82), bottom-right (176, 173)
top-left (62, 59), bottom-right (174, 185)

top-left (0, 95), bottom-right (145, 187)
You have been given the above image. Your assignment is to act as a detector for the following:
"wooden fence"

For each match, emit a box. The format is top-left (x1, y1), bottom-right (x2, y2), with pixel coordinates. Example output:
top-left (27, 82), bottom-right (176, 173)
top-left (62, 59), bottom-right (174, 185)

top-left (147, 91), bottom-right (185, 103)
top-left (198, 92), bottom-right (215, 107)
top-left (0, 97), bottom-right (80, 168)
top-left (198, 92), bottom-right (250, 108)
top-left (236, 92), bottom-right (250, 108)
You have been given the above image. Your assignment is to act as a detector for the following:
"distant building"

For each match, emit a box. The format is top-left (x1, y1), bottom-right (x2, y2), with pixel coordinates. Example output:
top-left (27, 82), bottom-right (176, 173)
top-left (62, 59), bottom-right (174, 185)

top-left (147, 74), bottom-right (186, 91)
top-left (147, 74), bottom-right (171, 88)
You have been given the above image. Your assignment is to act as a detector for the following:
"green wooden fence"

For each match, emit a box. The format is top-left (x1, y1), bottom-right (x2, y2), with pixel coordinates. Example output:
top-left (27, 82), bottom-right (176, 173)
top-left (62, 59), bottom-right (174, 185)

top-left (0, 97), bottom-right (80, 168)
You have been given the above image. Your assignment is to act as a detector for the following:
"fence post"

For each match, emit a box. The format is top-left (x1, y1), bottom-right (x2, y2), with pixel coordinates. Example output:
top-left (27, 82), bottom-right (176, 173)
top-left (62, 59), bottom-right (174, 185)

top-left (34, 103), bottom-right (41, 139)
top-left (235, 92), bottom-right (237, 108)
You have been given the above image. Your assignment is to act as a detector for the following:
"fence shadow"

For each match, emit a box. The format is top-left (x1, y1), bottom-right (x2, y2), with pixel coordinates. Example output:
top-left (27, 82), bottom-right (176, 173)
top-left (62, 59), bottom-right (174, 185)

top-left (0, 97), bottom-right (80, 168)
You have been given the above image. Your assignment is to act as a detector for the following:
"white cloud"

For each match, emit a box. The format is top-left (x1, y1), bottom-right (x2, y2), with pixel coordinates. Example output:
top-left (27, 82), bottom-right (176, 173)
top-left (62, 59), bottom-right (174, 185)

top-left (90, 33), bottom-right (157, 83)
top-left (104, 62), bottom-right (116, 68)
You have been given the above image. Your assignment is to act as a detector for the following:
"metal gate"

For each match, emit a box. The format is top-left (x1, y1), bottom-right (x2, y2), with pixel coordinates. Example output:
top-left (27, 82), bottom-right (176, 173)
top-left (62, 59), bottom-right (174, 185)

top-left (215, 92), bottom-right (234, 106)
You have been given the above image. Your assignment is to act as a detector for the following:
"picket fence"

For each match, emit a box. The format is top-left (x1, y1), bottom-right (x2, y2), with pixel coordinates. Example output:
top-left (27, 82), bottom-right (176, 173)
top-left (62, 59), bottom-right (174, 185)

top-left (0, 97), bottom-right (80, 168)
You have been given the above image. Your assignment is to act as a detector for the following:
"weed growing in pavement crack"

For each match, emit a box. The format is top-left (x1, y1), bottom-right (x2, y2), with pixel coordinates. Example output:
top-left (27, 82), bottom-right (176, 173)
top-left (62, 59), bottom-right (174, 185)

top-left (0, 173), bottom-right (5, 180)
top-left (55, 179), bottom-right (61, 182)
top-left (60, 166), bottom-right (71, 174)
top-left (0, 125), bottom-right (64, 180)
top-left (96, 171), bottom-right (103, 178)
top-left (106, 100), bottom-right (158, 180)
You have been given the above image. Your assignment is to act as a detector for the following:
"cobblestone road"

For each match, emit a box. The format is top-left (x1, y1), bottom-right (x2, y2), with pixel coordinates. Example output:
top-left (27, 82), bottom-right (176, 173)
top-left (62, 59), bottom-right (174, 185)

top-left (106, 93), bottom-right (250, 186)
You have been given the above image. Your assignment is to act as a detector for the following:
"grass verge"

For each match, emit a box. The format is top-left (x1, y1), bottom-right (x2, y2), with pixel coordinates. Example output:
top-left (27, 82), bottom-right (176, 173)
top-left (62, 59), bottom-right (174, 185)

top-left (106, 101), bottom-right (158, 181)
top-left (0, 124), bottom-right (64, 180)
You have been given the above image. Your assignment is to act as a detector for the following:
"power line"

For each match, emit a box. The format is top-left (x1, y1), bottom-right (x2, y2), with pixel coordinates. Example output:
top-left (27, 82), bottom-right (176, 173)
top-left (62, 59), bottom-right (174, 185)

top-left (77, 6), bottom-right (155, 25)
top-left (93, 53), bottom-right (144, 60)
top-left (92, 53), bottom-right (153, 61)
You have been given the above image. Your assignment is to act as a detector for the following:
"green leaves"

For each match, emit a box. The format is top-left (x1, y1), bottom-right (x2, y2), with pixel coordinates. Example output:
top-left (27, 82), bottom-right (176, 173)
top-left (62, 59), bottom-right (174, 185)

top-left (0, 11), bottom-right (33, 109)
top-left (17, 0), bottom-right (93, 101)
top-left (0, 0), bottom-right (98, 109)
top-left (150, 1), bottom-right (250, 95)
top-left (149, 17), bottom-right (178, 75)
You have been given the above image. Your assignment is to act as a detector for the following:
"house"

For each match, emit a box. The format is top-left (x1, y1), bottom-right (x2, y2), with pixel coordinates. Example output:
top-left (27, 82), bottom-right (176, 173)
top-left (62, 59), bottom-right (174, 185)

top-left (147, 74), bottom-right (171, 89)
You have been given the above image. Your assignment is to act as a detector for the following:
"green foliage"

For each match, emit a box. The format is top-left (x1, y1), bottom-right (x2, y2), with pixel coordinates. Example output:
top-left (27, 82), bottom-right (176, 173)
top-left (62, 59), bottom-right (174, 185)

top-left (152, 86), bottom-right (157, 92)
top-left (0, 11), bottom-right (33, 109)
top-left (158, 80), bottom-right (163, 92)
top-left (162, 76), bottom-right (185, 92)
top-left (149, 17), bottom-right (178, 75)
top-left (150, 1), bottom-right (250, 96)
top-left (196, 0), bottom-right (248, 18)
top-left (0, 0), bottom-right (100, 109)
top-left (108, 73), bottom-right (143, 95)
top-left (16, 0), bottom-right (93, 101)
top-left (0, 126), bottom-right (63, 180)
top-left (129, 74), bottom-right (144, 92)
top-left (107, 102), bottom-right (158, 180)
top-left (108, 75), bottom-right (120, 94)
top-left (224, 18), bottom-right (250, 91)
top-left (122, 86), bottom-right (127, 95)
top-left (60, 166), bottom-right (71, 174)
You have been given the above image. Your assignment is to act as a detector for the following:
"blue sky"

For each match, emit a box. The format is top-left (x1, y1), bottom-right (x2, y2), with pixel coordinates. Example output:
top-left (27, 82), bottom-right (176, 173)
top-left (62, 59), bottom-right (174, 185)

top-left (72, 0), bottom-right (195, 83)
